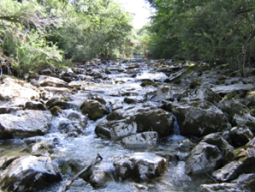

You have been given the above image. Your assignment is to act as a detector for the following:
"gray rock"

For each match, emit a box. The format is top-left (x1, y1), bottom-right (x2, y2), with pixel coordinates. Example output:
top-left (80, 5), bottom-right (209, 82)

top-left (200, 183), bottom-right (241, 192)
top-left (212, 84), bottom-right (254, 94)
top-left (35, 75), bottom-right (68, 87)
top-left (201, 132), bottom-right (234, 151)
top-left (121, 131), bottom-right (158, 149)
top-left (96, 107), bottom-right (174, 139)
top-left (0, 77), bottom-right (40, 107)
top-left (0, 110), bottom-right (52, 139)
top-left (212, 157), bottom-right (255, 182)
top-left (230, 126), bottom-right (253, 147)
top-left (0, 155), bottom-right (61, 192)
top-left (89, 162), bottom-right (115, 187)
top-left (80, 100), bottom-right (109, 121)
top-left (168, 101), bottom-right (230, 137)
top-left (113, 152), bottom-right (168, 181)
top-left (95, 119), bottom-right (137, 139)
top-left (185, 142), bottom-right (222, 175)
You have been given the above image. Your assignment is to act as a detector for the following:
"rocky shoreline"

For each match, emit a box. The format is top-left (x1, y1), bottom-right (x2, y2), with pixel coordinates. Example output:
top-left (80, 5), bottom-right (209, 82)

top-left (0, 59), bottom-right (255, 191)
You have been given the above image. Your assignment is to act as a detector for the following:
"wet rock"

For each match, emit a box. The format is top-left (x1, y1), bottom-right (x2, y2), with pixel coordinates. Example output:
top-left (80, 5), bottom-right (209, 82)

top-left (96, 107), bottom-right (174, 139)
top-left (212, 157), bottom-right (255, 182)
top-left (46, 97), bottom-right (75, 110)
top-left (212, 84), bottom-right (255, 94)
top-left (34, 75), bottom-right (68, 87)
top-left (113, 152), bottom-right (168, 181)
top-left (0, 77), bottom-right (40, 106)
top-left (0, 110), bottom-right (52, 139)
top-left (230, 126), bottom-right (253, 147)
top-left (121, 131), bottom-right (158, 149)
top-left (236, 173), bottom-right (255, 191)
top-left (0, 107), bottom-right (23, 114)
top-left (168, 68), bottom-right (187, 82)
top-left (132, 108), bottom-right (174, 137)
top-left (200, 183), bottom-right (240, 192)
top-left (212, 146), bottom-right (255, 182)
top-left (201, 132), bottom-right (234, 152)
top-left (217, 99), bottom-right (251, 125)
top-left (167, 101), bottom-right (230, 137)
top-left (80, 100), bottom-right (109, 120)
top-left (59, 158), bottom-right (84, 177)
top-left (180, 86), bottom-right (221, 105)
top-left (89, 162), bottom-right (115, 187)
top-left (27, 141), bottom-right (54, 156)
top-left (50, 106), bottom-right (62, 116)
top-left (95, 119), bottom-right (137, 139)
top-left (25, 101), bottom-right (46, 110)
top-left (0, 155), bottom-right (61, 192)
top-left (58, 119), bottom-right (84, 134)
top-left (177, 138), bottom-right (194, 152)
top-left (185, 142), bottom-right (222, 175)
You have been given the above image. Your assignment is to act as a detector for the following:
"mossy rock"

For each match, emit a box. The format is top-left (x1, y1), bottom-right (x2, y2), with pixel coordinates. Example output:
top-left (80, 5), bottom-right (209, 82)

top-left (80, 100), bottom-right (109, 120)
top-left (124, 97), bottom-right (137, 104)
top-left (50, 106), bottom-right (62, 116)
top-left (141, 80), bottom-right (158, 87)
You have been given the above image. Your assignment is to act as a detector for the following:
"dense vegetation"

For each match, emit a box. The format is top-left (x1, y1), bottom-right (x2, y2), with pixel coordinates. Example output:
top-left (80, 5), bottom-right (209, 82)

top-left (146, 0), bottom-right (255, 74)
top-left (0, 0), bottom-right (133, 76)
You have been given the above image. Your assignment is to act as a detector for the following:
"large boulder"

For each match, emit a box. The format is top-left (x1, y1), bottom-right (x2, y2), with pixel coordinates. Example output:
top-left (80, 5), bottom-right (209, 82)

top-left (80, 100), bottom-right (109, 121)
top-left (185, 142), bottom-right (222, 175)
top-left (180, 86), bottom-right (221, 105)
top-left (0, 110), bottom-right (52, 139)
top-left (32, 75), bottom-right (68, 87)
top-left (95, 108), bottom-right (174, 139)
top-left (0, 77), bottom-right (40, 107)
top-left (95, 119), bottom-right (137, 139)
top-left (217, 99), bottom-right (253, 126)
top-left (0, 155), bottom-right (61, 192)
top-left (113, 152), bottom-right (168, 181)
top-left (165, 101), bottom-right (230, 137)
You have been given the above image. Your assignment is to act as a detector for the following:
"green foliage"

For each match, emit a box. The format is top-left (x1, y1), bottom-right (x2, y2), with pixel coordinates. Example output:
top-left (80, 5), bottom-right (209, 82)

top-left (146, 0), bottom-right (255, 73)
top-left (0, 0), bottom-right (133, 77)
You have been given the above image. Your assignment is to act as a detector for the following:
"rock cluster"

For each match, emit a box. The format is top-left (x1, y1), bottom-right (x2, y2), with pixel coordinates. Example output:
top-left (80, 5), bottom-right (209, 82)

top-left (0, 59), bottom-right (255, 191)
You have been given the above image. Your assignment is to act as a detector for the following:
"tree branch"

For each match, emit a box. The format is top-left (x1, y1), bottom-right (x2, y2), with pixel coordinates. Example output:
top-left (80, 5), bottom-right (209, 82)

top-left (57, 153), bottom-right (103, 192)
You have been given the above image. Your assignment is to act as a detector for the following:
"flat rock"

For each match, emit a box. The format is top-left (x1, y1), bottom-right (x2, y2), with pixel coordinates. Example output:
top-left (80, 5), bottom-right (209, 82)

top-left (212, 84), bottom-right (254, 94)
top-left (0, 110), bottom-right (52, 139)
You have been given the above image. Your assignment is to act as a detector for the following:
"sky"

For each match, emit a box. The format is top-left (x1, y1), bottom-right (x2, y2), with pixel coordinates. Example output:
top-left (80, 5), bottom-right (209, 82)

top-left (115, 0), bottom-right (153, 29)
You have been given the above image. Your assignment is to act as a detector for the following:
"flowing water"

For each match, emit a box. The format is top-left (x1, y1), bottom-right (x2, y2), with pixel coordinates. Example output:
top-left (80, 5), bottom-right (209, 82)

top-left (2, 60), bottom-right (212, 191)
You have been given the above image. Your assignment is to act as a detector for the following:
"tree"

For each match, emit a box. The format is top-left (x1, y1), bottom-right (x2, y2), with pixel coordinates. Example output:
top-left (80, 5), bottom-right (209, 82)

top-left (147, 0), bottom-right (255, 74)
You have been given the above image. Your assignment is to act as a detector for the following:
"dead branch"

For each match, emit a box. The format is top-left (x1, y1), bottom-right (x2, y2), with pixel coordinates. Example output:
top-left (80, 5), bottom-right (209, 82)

top-left (57, 153), bottom-right (103, 192)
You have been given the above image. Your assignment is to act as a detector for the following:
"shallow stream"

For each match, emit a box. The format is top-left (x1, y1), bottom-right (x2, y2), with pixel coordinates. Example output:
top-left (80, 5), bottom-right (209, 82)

top-left (1, 60), bottom-right (212, 191)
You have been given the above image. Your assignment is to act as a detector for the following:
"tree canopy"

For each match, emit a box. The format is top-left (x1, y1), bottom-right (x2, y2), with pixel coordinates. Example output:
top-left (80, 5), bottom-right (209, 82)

top-left (0, 0), bottom-right (133, 76)
top-left (146, 0), bottom-right (255, 74)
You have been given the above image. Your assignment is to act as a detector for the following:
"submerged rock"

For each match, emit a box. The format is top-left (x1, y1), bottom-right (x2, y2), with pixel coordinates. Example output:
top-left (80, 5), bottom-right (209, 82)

top-left (0, 155), bottom-right (61, 192)
top-left (0, 110), bottom-right (52, 139)
top-left (113, 152), bottom-right (168, 181)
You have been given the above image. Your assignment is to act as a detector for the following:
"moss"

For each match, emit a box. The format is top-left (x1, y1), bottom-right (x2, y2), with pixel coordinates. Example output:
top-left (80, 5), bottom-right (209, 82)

top-left (189, 78), bottom-right (200, 89)
top-left (224, 92), bottom-right (239, 100)
top-left (141, 80), bottom-right (158, 87)
top-left (50, 106), bottom-right (62, 116)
